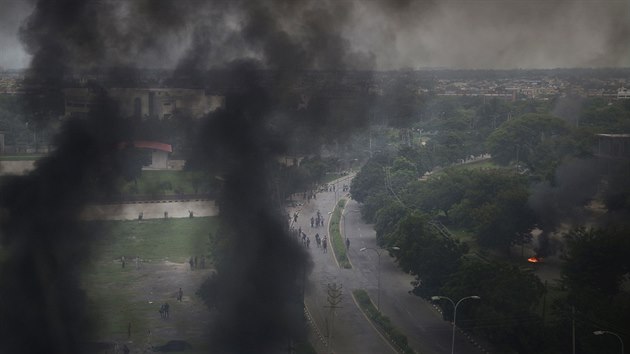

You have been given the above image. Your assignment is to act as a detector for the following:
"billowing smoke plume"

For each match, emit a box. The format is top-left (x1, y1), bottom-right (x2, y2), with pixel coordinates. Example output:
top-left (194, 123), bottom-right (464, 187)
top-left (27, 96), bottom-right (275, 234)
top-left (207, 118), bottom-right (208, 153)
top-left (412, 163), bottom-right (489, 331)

top-left (0, 0), bottom-right (137, 352)
top-left (0, 0), bottom-right (190, 352)
top-left (531, 155), bottom-right (630, 261)
top-left (0, 97), bottom-right (129, 353)
top-left (529, 158), bottom-right (602, 227)
top-left (182, 1), bottom-right (379, 351)
top-left (0, 0), bottom-right (398, 353)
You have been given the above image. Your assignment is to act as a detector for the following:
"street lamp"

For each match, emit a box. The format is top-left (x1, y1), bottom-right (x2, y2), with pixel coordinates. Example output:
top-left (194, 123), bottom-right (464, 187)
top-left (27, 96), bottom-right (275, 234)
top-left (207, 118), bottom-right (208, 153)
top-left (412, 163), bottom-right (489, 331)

top-left (594, 330), bottom-right (624, 354)
top-left (431, 295), bottom-right (481, 354)
top-left (360, 246), bottom-right (400, 311)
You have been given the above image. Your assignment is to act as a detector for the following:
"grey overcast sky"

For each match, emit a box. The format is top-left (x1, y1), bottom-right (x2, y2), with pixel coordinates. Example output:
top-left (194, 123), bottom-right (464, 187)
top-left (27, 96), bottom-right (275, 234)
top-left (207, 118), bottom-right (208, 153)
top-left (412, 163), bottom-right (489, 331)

top-left (1, 0), bottom-right (629, 70)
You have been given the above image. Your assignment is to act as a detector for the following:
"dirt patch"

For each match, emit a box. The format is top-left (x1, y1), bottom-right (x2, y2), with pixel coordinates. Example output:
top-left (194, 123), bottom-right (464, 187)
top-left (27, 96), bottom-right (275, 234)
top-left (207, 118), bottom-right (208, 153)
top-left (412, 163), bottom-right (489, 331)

top-left (87, 259), bottom-right (215, 352)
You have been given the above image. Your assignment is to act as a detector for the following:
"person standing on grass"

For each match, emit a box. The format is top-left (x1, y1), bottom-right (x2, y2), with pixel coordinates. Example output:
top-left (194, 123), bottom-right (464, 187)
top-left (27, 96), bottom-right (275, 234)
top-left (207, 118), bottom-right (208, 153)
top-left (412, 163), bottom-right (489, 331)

top-left (178, 288), bottom-right (183, 302)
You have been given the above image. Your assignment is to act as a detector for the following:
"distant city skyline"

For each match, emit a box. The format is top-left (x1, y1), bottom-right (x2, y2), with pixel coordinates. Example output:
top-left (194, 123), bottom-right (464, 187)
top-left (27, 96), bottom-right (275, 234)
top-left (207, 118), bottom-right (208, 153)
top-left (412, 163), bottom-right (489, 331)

top-left (1, 0), bottom-right (629, 71)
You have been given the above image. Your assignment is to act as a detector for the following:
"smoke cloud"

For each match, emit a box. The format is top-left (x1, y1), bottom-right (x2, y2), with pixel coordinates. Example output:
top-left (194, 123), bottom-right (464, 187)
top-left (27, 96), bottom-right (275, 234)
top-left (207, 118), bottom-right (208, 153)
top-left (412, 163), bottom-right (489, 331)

top-left (2, 0), bottom-right (629, 352)
top-left (2, 0), bottom-right (629, 70)
top-left (1, 0), bottom-right (377, 353)
top-left (0, 95), bottom-right (130, 353)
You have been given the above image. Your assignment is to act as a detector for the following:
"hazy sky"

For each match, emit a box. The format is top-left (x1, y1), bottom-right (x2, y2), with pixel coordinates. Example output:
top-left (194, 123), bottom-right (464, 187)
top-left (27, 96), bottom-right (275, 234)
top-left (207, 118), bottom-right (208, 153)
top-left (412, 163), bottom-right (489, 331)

top-left (1, 0), bottom-right (629, 70)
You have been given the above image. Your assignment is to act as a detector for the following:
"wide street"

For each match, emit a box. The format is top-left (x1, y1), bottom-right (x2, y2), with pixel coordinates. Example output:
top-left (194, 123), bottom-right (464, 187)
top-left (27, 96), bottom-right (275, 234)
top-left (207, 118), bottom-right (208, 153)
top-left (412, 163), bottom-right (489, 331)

top-left (291, 176), bottom-right (488, 354)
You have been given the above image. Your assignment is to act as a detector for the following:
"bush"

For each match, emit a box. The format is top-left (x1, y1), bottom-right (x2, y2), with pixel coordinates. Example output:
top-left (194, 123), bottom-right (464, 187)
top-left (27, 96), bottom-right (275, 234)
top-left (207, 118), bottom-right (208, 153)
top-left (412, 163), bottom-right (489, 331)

top-left (329, 199), bottom-right (351, 268)
top-left (353, 289), bottom-right (415, 354)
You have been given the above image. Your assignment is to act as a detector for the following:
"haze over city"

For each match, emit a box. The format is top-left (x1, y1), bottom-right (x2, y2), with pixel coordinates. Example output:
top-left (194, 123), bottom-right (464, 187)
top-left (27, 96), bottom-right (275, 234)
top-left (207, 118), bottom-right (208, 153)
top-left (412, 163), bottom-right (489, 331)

top-left (1, 0), bottom-right (629, 71)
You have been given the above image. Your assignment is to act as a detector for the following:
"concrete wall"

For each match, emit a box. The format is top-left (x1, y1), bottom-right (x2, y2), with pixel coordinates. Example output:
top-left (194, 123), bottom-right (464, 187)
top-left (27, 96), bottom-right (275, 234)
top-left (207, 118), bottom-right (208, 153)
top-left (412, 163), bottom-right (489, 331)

top-left (150, 150), bottom-right (169, 169)
top-left (0, 160), bottom-right (35, 175)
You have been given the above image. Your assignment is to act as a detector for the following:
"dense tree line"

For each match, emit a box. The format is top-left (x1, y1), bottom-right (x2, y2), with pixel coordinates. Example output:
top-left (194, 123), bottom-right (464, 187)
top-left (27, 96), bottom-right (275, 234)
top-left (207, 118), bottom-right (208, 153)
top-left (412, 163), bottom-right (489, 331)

top-left (350, 96), bottom-right (630, 353)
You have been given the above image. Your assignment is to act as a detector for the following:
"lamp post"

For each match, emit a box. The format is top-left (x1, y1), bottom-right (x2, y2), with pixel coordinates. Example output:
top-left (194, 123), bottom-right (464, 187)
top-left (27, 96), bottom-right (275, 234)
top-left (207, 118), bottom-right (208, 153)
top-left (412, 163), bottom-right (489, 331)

top-left (431, 295), bottom-right (481, 354)
top-left (594, 330), bottom-right (624, 354)
top-left (360, 246), bottom-right (399, 311)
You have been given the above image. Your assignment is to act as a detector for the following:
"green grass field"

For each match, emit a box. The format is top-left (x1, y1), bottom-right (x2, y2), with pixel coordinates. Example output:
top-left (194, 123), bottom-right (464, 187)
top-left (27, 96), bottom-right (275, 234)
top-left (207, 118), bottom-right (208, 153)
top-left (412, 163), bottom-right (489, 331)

top-left (81, 216), bottom-right (316, 353)
top-left (89, 217), bottom-right (219, 263)
top-left (0, 154), bottom-right (44, 161)
top-left (82, 217), bottom-right (219, 352)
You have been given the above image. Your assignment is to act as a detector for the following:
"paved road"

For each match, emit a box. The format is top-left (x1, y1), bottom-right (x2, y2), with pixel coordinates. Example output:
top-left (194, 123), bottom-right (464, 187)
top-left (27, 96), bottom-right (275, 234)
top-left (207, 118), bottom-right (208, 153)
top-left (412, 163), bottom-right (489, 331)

top-left (344, 198), bottom-right (488, 354)
top-left (290, 177), bottom-right (397, 354)
top-left (291, 176), bottom-right (488, 354)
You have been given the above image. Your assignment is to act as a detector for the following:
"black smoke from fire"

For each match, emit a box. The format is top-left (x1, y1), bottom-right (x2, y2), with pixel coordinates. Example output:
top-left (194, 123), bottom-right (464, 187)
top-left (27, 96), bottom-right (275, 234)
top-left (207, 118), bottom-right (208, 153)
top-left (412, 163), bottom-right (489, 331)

top-left (188, 63), bottom-right (312, 352)
top-left (528, 156), bottom-right (630, 257)
top-left (183, 1), bottom-right (378, 351)
top-left (0, 94), bottom-right (130, 353)
top-left (0, 0), bottom-right (401, 353)
top-left (1, 0), bottom-right (156, 352)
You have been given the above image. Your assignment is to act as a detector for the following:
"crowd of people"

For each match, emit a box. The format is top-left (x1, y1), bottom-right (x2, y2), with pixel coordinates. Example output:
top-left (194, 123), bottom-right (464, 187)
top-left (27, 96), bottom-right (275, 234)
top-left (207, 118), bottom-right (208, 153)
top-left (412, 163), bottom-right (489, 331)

top-left (289, 181), bottom-right (350, 254)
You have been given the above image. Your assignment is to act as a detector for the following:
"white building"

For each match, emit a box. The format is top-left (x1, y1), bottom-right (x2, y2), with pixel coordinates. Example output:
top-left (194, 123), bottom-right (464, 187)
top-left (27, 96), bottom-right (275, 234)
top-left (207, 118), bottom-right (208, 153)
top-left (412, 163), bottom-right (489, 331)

top-left (64, 87), bottom-right (224, 119)
top-left (617, 87), bottom-right (630, 100)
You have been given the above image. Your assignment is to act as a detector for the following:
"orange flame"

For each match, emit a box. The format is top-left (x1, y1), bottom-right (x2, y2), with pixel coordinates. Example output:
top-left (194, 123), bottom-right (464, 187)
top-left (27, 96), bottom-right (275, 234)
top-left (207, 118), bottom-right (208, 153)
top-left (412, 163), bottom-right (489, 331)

top-left (527, 257), bottom-right (541, 263)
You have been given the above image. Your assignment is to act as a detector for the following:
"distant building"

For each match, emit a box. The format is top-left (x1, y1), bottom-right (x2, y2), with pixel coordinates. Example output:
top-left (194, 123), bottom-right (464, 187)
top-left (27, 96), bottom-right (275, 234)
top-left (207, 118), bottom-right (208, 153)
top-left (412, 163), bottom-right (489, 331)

top-left (595, 134), bottom-right (630, 159)
top-left (63, 87), bottom-right (224, 119)
top-left (618, 87), bottom-right (630, 100)
top-left (121, 141), bottom-right (173, 170)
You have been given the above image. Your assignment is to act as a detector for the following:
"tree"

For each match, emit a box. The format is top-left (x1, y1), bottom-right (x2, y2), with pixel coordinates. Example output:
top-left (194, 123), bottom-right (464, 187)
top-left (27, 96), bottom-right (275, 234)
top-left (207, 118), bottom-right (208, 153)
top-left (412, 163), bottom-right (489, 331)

top-left (440, 260), bottom-right (546, 353)
top-left (374, 201), bottom-right (408, 246)
top-left (350, 155), bottom-right (388, 203)
top-left (432, 169), bottom-right (536, 254)
top-left (561, 227), bottom-right (630, 296)
top-left (388, 213), bottom-right (466, 297)
top-left (486, 113), bottom-right (570, 171)
top-left (406, 169), bottom-right (469, 220)
top-left (118, 144), bottom-right (150, 186)
top-left (468, 186), bottom-right (535, 253)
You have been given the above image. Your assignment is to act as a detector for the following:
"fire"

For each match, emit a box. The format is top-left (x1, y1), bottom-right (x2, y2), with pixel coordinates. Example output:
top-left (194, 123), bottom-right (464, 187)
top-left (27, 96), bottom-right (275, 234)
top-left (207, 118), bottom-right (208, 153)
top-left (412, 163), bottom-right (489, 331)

top-left (527, 257), bottom-right (542, 263)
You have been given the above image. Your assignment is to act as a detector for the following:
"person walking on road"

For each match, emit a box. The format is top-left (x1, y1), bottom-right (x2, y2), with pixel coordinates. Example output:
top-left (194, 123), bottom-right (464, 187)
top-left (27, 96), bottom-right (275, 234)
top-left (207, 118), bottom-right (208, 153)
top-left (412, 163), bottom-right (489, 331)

top-left (346, 238), bottom-right (350, 250)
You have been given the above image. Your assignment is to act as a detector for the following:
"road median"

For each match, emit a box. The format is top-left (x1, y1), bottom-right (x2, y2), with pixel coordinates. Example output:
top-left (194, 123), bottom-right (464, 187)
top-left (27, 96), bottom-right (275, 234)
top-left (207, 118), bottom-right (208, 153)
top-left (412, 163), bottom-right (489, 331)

top-left (329, 198), bottom-right (351, 269)
top-left (352, 289), bottom-right (417, 354)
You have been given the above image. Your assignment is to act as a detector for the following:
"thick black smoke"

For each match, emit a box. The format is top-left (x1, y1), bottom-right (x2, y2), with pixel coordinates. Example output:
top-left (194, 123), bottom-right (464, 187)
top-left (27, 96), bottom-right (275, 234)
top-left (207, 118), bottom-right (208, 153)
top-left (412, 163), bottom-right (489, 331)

top-left (188, 64), bottom-right (311, 352)
top-left (182, 1), bottom-right (381, 351)
top-left (0, 0), bottom-right (172, 352)
top-left (526, 156), bottom-right (630, 257)
top-left (0, 95), bottom-right (130, 353)
top-left (529, 158), bottom-right (602, 228)
top-left (1, 0), bottom-right (403, 353)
